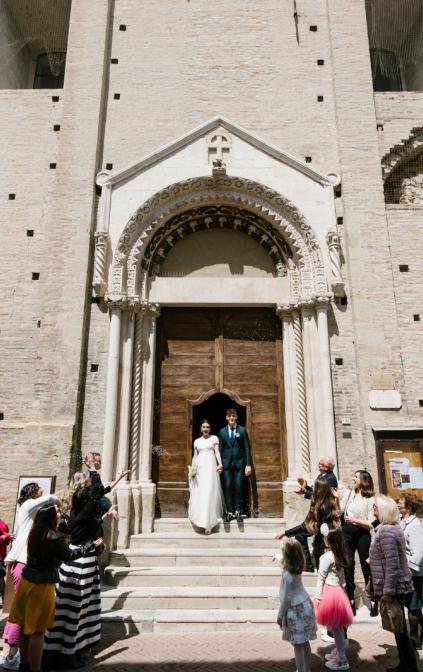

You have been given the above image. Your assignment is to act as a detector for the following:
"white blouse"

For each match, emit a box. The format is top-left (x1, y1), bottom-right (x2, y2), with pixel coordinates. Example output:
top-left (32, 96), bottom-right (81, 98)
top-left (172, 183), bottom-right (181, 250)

top-left (342, 490), bottom-right (375, 526)
top-left (315, 550), bottom-right (345, 600)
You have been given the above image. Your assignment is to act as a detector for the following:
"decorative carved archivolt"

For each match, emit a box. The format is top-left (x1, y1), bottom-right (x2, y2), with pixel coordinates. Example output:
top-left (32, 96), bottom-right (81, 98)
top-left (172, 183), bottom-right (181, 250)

top-left (111, 175), bottom-right (326, 302)
top-left (140, 203), bottom-right (293, 278)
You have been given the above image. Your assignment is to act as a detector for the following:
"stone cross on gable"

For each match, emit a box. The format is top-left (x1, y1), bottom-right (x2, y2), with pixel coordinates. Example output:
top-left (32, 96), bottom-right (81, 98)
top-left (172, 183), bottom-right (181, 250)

top-left (207, 130), bottom-right (231, 164)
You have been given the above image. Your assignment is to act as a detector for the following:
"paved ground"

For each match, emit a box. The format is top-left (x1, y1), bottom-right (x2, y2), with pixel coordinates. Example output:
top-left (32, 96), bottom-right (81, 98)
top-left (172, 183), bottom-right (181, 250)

top-left (82, 628), bottom-right (422, 672)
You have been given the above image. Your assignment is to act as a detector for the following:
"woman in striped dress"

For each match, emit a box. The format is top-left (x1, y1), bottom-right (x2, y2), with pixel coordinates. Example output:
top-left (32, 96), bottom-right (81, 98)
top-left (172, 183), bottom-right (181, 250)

top-left (44, 459), bottom-right (128, 669)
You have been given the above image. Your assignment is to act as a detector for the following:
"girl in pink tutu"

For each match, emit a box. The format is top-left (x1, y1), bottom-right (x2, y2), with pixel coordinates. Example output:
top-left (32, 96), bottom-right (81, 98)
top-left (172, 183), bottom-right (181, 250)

top-left (315, 524), bottom-right (354, 671)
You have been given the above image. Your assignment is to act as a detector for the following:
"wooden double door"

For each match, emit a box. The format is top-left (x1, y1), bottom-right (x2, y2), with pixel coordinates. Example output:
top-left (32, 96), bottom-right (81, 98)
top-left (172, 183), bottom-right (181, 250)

top-left (152, 307), bottom-right (286, 517)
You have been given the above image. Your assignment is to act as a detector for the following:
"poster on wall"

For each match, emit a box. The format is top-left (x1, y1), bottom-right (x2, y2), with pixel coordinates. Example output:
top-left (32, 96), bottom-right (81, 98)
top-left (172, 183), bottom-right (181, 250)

top-left (383, 450), bottom-right (423, 499)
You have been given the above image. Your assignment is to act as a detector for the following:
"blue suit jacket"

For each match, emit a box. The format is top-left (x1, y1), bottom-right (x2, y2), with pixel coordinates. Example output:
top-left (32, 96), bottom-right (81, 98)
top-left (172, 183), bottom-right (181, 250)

top-left (218, 425), bottom-right (251, 470)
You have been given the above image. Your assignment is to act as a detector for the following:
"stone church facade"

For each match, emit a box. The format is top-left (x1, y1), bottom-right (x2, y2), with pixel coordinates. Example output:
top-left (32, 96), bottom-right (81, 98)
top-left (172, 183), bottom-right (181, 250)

top-left (1, 0), bottom-right (423, 535)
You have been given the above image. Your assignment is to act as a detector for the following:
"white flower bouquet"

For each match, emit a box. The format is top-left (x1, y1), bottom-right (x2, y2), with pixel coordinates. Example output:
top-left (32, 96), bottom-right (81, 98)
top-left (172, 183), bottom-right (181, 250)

top-left (188, 462), bottom-right (198, 479)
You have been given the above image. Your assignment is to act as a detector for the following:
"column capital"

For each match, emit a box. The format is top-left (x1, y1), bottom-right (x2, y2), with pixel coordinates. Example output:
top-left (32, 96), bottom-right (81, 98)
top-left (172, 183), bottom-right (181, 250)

top-left (94, 230), bottom-right (109, 243)
top-left (106, 293), bottom-right (127, 309)
top-left (140, 301), bottom-right (161, 319)
top-left (315, 294), bottom-right (333, 309)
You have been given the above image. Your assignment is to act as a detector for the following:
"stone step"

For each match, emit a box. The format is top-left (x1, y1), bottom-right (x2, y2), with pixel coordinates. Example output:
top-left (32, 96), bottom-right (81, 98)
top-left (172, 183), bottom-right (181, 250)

top-left (101, 585), bottom-right (280, 610)
top-left (110, 547), bottom-right (282, 567)
top-left (104, 565), bottom-right (306, 588)
top-left (153, 517), bottom-right (285, 534)
top-left (129, 532), bottom-right (282, 549)
top-left (101, 606), bottom-right (381, 634)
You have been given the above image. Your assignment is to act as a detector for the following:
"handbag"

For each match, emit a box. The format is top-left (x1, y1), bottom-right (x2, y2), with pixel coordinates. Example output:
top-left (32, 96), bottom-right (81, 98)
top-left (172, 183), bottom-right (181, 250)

top-left (380, 596), bottom-right (405, 633)
top-left (0, 559), bottom-right (6, 578)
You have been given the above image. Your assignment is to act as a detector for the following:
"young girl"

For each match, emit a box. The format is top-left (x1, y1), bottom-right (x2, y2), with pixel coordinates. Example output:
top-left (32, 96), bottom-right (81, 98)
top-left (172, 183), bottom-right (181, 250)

top-left (315, 524), bottom-right (354, 671)
top-left (277, 538), bottom-right (317, 672)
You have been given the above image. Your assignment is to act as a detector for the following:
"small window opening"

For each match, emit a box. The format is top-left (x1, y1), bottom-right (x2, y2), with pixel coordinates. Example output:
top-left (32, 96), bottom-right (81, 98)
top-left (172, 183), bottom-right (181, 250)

top-left (33, 53), bottom-right (66, 89)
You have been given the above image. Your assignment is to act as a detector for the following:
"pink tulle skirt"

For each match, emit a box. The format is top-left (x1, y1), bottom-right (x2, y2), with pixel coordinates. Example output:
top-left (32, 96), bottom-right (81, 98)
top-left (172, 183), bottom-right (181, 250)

top-left (315, 584), bottom-right (354, 628)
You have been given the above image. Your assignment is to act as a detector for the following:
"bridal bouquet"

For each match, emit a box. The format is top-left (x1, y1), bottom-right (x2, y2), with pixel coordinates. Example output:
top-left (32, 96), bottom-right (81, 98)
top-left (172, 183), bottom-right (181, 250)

top-left (188, 462), bottom-right (198, 479)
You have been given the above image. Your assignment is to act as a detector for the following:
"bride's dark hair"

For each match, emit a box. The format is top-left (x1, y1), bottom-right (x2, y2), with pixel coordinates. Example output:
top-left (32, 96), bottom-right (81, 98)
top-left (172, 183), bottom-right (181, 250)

top-left (199, 419), bottom-right (212, 436)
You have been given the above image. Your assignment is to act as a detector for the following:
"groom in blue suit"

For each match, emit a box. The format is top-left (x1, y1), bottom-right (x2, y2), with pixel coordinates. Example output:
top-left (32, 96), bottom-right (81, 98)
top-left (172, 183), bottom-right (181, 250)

top-left (218, 408), bottom-right (252, 522)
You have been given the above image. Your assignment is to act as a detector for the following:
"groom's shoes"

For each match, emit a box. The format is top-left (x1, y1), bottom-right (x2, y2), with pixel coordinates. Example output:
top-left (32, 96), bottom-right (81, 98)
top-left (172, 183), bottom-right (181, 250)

top-left (236, 511), bottom-right (243, 523)
top-left (224, 512), bottom-right (233, 523)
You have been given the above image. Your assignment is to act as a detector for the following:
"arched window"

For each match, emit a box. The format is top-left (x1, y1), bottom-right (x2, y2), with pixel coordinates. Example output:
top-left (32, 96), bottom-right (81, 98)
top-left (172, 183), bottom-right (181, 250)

top-left (370, 48), bottom-right (403, 92)
top-left (33, 52), bottom-right (66, 89)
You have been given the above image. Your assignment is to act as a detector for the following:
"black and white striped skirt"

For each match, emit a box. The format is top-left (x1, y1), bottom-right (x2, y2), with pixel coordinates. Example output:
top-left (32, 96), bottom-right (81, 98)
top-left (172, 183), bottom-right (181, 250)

top-left (44, 548), bottom-right (101, 656)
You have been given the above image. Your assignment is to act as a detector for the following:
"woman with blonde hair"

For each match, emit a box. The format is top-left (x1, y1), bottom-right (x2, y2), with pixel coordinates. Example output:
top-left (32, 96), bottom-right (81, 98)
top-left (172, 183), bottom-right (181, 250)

top-left (369, 495), bottom-right (418, 672)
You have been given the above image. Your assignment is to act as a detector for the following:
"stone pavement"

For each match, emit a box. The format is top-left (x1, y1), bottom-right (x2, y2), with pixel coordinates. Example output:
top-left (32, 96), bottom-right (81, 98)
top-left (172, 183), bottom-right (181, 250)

top-left (84, 628), bottom-right (422, 672)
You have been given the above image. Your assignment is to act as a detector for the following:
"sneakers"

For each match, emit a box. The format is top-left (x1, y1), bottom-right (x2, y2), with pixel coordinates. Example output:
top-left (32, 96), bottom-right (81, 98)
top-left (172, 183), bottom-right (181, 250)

top-left (321, 632), bottom-right (335, 643)
top-left (325, 658), bottom-right (350, 670)
top-left (2, 652), bottom-right (21, 671)
top-left (325, 649), bottom-right (338, 661)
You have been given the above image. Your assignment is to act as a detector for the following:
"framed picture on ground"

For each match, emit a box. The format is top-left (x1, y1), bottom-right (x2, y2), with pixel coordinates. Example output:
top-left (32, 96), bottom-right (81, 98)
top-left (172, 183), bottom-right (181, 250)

top-left (2, 475), bottom-right (57, 614)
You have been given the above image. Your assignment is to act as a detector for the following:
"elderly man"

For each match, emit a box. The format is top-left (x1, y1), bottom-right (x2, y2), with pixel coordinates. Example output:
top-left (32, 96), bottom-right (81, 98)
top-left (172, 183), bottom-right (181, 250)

top-left (276, 456), bottom-right (339, 573)
top-left (296, 456), bottom-right (338, 499)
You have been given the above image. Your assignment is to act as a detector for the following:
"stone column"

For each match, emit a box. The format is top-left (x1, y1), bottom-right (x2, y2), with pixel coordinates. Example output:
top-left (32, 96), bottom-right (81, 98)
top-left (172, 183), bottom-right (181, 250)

top-left (101, 303), bottom-right (123, 484)
top-left (277, 306), bottom-right (309, 480)
top-left (301, 302), bottom-right (320, 474)
top-left (115, 309), bottom-right (135, 548)
top-left (138, 303), bottom-right (160, 533)
top-left (277, 304), bottom-right (311, 524)
top-left (316, 296), bottom-right (337, 460)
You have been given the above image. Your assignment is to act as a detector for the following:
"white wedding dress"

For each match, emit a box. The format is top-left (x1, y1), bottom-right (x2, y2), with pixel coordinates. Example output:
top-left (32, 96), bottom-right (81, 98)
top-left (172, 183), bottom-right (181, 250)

top-left (188, 435), bottom-right (225, 533)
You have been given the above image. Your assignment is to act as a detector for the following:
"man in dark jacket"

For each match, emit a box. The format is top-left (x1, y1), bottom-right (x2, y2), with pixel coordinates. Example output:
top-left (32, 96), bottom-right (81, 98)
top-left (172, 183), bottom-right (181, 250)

top-left (218, 409), bottom-right (251, 522)
top-left (297, 456), bottom-right (338, 499)
top-left (276, 456), bottom-right (338, 572)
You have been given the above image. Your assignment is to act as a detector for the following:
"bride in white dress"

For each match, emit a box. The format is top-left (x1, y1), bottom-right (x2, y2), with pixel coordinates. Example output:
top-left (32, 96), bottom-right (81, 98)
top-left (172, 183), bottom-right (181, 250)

top-left (188, 419), bottom-right (225, 534)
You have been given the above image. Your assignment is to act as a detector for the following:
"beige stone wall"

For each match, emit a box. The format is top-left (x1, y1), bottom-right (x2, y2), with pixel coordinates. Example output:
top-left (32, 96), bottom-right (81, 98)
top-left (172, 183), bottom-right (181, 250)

top-left (2, 0), bottom-right (423, 523)
top-left (0, 0), bottom-right (111, 520)
top-left (386, 208), bottom-right (423, 416)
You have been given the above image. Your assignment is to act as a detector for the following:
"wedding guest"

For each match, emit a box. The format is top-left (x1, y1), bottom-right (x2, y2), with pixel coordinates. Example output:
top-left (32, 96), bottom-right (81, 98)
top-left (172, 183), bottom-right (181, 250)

top-left (315, 525), bottom-right (354, 671)
top-left (398, 492), bottom-right (423, 649)
top-left (369, 495), bottom-right (418, 672)
top-left (8, 504), bottom-right (97, 672)
top-left (44, 459), bottom-right (128, 669)
top-left (296, 457), bottom-right (338, 500)
top-left (2, 483), bottom-right (58, 672)
top-left (276, 478), bottom-right (341, 572)
top-left (277, 538), bottom-right (317, 672)
top-left (341, 470), bottom-right (377, 616)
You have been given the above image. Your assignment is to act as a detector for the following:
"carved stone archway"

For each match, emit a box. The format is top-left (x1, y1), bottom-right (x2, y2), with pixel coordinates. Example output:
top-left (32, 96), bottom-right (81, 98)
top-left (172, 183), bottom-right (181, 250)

top-left (99, 177), bottom-right (337, 545)
top-left (107, 175), bottom-right (327, 305)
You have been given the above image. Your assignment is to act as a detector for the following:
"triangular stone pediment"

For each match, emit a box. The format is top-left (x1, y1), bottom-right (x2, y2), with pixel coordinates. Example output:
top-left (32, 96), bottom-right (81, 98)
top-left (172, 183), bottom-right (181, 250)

top-left (96, 116), bottom-right (339, 188)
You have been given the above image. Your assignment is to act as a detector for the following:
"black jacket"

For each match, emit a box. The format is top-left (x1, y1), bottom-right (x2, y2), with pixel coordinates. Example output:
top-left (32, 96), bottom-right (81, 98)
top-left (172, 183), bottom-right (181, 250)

top-left (23, 532), bottom-right (92, 584)
top-left (304, 470), bottom-right (338, 499)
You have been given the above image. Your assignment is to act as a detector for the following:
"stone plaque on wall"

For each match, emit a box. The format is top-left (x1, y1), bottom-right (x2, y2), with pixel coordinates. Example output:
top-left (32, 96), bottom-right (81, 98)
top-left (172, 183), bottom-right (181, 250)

top-left (369, 389), bottom-right (402, 410)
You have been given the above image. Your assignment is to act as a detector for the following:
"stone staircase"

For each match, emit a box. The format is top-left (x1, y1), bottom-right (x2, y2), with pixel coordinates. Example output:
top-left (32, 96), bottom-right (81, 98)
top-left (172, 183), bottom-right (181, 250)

top-left (101, 518), bottom-right (378, 633)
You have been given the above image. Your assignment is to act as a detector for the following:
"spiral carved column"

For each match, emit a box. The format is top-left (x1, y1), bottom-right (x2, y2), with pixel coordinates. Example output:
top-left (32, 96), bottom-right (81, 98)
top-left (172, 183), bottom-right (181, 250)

top-left (293, 310), bottom-right (310, 475)
top-left (129, 310), bottom-right (144, 480)
top-left (93, 231), bottom-right (108, 296)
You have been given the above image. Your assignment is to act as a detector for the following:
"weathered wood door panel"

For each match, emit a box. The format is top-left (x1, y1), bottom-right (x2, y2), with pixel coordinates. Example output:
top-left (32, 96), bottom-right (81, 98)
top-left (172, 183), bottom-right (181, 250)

top-left (153, 308), bottom-right (286, 517)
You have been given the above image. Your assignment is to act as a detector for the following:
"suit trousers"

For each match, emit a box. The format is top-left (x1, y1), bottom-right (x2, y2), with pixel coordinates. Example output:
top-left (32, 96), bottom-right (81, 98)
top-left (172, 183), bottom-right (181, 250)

top-left (222, 465), bottom-right (243, 513)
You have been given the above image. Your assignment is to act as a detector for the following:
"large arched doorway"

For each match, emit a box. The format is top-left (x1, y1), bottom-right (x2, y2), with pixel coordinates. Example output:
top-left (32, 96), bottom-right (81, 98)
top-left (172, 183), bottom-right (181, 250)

top-left (152, 305), bottom-right (285, 519)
